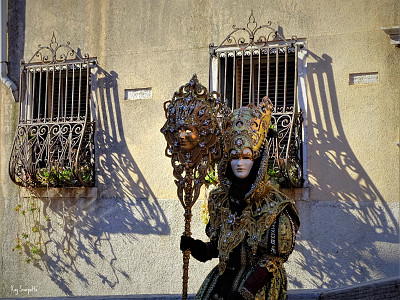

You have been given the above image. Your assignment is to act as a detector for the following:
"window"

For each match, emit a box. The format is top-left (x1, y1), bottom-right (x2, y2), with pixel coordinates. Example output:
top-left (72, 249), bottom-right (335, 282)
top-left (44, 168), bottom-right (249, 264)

top-left (9, 34), bottom-right (97, 187)
top-left (209, 14), bottom-right (305, 188)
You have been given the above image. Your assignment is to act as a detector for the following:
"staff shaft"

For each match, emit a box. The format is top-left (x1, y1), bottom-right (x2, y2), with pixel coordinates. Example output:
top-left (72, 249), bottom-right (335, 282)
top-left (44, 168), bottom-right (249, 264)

top-left (182, 208), bottom-right (192, 300)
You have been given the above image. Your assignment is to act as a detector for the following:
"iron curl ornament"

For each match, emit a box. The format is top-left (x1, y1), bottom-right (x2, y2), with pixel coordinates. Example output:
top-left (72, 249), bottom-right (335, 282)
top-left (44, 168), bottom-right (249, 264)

top-left (160, 74), bottom-right (224, 300)
top-left (27, 31), bottom-right (90, 65)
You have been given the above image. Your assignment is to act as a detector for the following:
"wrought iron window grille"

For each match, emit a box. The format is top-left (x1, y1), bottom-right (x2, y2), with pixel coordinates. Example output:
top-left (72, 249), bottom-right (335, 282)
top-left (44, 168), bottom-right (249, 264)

top-left (209, 13), bottom-right (305, 188)
top-left (9, 33), bottom-right (97, 188)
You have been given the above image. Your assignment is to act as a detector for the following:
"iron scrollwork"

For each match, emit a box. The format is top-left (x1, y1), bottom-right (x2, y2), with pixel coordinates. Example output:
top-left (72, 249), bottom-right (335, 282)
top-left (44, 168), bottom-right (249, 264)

top-left (268, 110), bottom-right (304, 188)
top-left (9, 122), bottom-right (95, 187)
top-left (9, 34), bottom-right (96, 188)
top-left (27, 32), bottom-right (90, 65)
top-left (209, 10), bottom-right (297, 57)
top-left (209, 12), bottom-right (304, 188)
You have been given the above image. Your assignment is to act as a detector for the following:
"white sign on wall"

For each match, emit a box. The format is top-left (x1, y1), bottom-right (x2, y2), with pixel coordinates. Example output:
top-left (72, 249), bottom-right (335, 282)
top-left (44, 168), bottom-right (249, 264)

top-left (125, 88), bottom-right (152, 100)
top-left (349, 72), bottom-right (379, 85)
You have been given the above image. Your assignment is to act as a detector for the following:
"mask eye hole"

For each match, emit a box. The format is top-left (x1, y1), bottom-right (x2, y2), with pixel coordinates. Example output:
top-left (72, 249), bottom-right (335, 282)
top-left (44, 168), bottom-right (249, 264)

top-left (241, 148), bottom-right (253, 160)
top-left (229, 149), bottom-right (253, 160)
top-left (242, 154), bottom-right (253, 160)
top-left (229, 150), bottom-right (239, 160)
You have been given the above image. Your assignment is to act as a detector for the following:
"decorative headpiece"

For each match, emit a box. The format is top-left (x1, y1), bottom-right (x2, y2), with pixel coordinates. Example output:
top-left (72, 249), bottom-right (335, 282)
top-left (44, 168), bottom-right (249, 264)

top-left (222, 97), bottom-right (273, 159)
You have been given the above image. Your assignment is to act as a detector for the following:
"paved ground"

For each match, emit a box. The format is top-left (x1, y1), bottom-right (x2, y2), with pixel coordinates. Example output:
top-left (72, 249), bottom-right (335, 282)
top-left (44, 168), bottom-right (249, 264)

top-left (1, 276), bottom-right (399, 300)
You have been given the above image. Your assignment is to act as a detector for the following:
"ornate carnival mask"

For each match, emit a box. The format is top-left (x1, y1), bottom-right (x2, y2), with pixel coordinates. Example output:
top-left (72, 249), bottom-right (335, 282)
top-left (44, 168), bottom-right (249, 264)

top-left (161, 75), bottom-right (222, 164)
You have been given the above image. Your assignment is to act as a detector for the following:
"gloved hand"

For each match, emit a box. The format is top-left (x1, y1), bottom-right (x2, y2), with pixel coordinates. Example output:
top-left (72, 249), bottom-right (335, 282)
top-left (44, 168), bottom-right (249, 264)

top-left (180, 235), bottom-right (195, 251)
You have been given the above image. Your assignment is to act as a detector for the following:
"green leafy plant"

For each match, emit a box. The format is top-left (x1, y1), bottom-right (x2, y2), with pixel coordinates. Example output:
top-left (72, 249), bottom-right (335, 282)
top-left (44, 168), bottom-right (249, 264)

top-left (12, 189), bottom-right (47, 264)
top-left (201, 163), bottom-right (219, 225)
top-left (204, 163), bottom-right (218, 187)
top-left (36, 164), bottom-right (93, 187)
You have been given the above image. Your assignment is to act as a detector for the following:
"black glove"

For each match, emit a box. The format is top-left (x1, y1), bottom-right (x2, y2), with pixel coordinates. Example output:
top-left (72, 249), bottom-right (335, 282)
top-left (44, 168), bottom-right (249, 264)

top-left (180, 235), bottom-right (217, 262)
top-left (180, 235), bottom-right (195, 252)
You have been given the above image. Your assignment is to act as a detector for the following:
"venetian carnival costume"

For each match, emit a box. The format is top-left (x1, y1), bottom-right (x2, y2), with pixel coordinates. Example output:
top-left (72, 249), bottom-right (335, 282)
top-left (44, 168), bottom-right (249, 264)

top-left (180, 98), bottom-right (300, 300)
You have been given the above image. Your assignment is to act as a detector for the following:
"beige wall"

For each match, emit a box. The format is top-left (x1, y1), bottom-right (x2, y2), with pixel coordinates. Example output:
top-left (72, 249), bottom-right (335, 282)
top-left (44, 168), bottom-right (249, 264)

top-left (0, 0), bottom-right (399, 297)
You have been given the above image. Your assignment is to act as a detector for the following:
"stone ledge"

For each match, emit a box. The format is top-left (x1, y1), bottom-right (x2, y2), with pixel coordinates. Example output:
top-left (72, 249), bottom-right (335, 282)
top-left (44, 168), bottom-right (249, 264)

top-left (20, 187), bottom-right (98, 200)
top-left (320, 276), bottom-right (400, 300)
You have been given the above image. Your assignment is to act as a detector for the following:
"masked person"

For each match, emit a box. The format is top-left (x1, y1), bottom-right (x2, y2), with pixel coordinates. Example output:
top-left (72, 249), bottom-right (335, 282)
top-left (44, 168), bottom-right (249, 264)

top-left (180, 98), bottom-right (300, 300)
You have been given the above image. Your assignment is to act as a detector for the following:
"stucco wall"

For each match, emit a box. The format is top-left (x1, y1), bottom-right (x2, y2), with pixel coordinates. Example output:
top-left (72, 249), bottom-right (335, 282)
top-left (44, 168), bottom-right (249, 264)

top-left (1, 0), bottom-right (399, 297)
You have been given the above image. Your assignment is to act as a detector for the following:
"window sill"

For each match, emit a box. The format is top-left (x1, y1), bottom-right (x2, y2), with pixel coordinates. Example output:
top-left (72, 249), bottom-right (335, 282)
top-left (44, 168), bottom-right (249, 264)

top-left (23, 186), bottom-right (98, 200)
top-left (281, 186), bottom-right (309, 201)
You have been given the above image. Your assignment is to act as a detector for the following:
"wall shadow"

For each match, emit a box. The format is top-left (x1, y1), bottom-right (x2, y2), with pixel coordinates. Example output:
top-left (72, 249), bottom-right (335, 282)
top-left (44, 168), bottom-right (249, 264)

top-left (288, 51), bottom-right (399, 288)
top-left (6, 2), bottom-right (170, 295)
top-left (95, 68), bottom-right (169, 235)
top-left (8, 0), bottom-right (25, 86)
top-left (33, 68), bottom-right (170, 295)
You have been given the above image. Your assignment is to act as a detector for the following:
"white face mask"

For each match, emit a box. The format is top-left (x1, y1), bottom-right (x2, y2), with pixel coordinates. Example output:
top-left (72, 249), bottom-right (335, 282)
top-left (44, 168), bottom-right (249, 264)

top-left (230, 148), bottom-right (254, 179)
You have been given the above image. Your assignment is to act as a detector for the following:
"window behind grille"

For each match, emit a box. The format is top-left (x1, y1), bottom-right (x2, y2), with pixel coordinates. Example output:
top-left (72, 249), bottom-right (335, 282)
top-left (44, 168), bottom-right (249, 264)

top-left (9, 35), bottom-right (97, 188)
top-left (20, 64), bottom-right (90, 123)
top-left (210, 41), bottom-right (304, 188)
top-left (216, 46), bottom-right (297, 113)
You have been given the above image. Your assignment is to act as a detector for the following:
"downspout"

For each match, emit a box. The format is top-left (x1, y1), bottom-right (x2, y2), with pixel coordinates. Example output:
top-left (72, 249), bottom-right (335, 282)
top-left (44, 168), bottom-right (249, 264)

top-left (0, 0), bottom-right (17, 101)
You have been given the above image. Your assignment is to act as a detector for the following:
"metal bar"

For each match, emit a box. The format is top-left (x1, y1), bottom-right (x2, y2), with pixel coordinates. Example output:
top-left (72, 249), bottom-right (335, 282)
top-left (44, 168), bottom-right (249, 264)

top-left (78, 63), bottom-right (82, 119)
top-left (208, 52), bottom-right (212, 92)
top-left (22, 70), bottom-right (27, 121)
top-left (85, 67), bottom-right (90, 118)
top-left (57, 67), bottom-right (61, 121)
top-left (18, 70), bottom-right (22, 121)
top-left (25, 57), bottom-right (97, 69)
top-left (257, 49), bottom-right (261, 105)
top-left (283, 46), bottom-right (288, 113)
top-left (249, 50), bottom-right (253, 104)
top-left (223, 55), bottom-right (227, 102)
top-left (266, 47), bottom-right (270, 99)
top-left (294, 45), bottom-right (299, 113)
top-left (18, 68), bottom-right (24, 121)
top-left (240, 50), bottom-right (244, 107)
top-left (21, 70), bottom-right (27, 122)
top-left (25, 70), bottom-right (31, 122)
top-left (64, 65), bottom-right (68, 121)
top-left (51, 66), bottom-right (55, 120)
top-left (217, 54), bottom-right (221, 95)
top-left (232, 51), bottom-right (236, 110)
top-left (44, 68), bottom-right (48, 122)
top-left (31, 69), bottom-right (35, 122)
top-left (285, 113), bottom-right (294, 162)
top-left (38, 67), bottom-right (42, 120)
top-left (71, 65), bottom-right (75, 120)
top-left (274, 48), bottom-right (278, 110)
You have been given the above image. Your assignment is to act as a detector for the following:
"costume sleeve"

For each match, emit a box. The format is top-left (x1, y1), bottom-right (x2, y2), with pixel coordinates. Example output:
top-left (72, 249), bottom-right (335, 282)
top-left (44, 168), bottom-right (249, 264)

top-left (180, 223), bottom-right (219, 263)
top-left (241, 209), bottom-right (297, 298)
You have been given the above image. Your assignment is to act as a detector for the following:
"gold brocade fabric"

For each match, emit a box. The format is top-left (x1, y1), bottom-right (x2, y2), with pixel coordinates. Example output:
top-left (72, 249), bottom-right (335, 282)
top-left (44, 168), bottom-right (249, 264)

top-left (207, 186), bottom-right (298, 275)
top-left (195, 185), bottom-right (299, 299)
top-left (195, 100), bottom-right (299, 299)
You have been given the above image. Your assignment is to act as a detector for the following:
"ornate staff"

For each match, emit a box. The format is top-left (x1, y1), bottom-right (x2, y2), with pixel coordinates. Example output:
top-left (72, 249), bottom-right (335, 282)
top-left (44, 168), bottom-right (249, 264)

top-left (161, 74), bottom-right (223, 299)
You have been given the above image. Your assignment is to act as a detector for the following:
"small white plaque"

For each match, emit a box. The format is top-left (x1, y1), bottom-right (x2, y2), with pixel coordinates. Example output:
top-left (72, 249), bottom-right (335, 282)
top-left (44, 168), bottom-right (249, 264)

top-left (349, 73), bottom-right (378, 85)
top-left (125, 88), bottom-right (152, 100)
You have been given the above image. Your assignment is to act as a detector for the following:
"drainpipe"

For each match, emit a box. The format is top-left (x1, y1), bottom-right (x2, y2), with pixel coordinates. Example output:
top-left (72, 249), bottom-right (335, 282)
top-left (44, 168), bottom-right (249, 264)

top-left (0, 0), bottom-right (17, 102)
